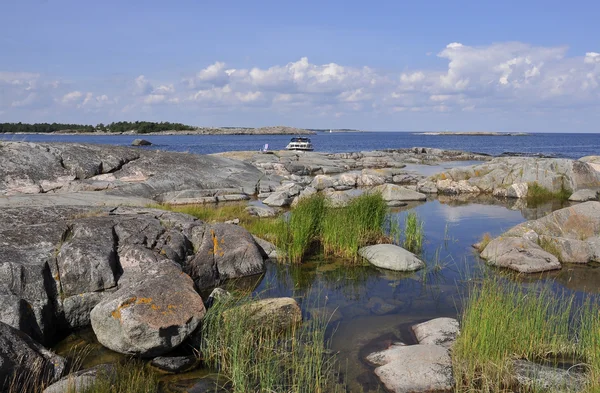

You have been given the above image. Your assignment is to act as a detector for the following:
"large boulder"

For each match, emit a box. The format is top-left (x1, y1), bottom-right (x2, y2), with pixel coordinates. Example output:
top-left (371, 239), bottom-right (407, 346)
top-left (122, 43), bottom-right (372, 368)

top-left (366, 344), bottom-right (453, 393)
top-left (568, 189), bottom-right (598, 202)
top-left (480, 237), bottom-right (561, 273)
top-left (0, 322), bottom-right (67, 391)
top-left (480, 202), bottom-right (600, 270)
top-left (359, 244), bottom-right (425, 272)
top-left (90, 270), bottom-right (206, 357)
top-left (186, 223), bottom-right (265, 290)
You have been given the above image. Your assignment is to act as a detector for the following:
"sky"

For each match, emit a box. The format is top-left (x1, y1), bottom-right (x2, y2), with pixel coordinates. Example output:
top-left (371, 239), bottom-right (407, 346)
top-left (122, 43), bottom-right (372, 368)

top-left (1, 0), bottom-right (599, 132)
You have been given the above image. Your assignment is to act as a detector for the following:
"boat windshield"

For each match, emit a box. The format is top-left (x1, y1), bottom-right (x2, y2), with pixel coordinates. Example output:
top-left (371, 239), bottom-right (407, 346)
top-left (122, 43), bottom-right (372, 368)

top-left (290, 137), bottom-right (311, 142)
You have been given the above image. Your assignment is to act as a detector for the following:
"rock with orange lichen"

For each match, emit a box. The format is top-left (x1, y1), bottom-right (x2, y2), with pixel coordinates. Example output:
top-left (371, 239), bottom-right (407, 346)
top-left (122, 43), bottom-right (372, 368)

top-left (90, 271), bottom-right (205, 357)
top-left (186, 223), bottom-right (265, 290)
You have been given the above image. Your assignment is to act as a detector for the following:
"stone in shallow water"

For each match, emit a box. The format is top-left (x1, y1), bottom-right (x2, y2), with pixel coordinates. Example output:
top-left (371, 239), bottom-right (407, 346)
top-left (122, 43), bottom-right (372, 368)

top-left (366, 344), bottom-right (453, 393)
top-left (359, 244), bottom-right (425, 272)
top-left (480, 237), bottom-right (561, 273)
top-left (150, 355), bottom-right (198, 374)
top-left (411, 317), bottom-right (459, 348)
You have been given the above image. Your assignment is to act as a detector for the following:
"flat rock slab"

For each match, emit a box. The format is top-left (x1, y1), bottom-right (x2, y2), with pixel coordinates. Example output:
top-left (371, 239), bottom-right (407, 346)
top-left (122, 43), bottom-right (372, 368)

top-left (412, 317), bottom-right (460, 348)
top-left (569, 189), bottom-right (598, 202)
top-left (372, 184), bottom-right (427, 201)
top-left (366, 344), bottom-right (453, 393)
top-left (359, 244), bottom-right (425, 272)
top-left (480, 237), bottom-right (561, 273)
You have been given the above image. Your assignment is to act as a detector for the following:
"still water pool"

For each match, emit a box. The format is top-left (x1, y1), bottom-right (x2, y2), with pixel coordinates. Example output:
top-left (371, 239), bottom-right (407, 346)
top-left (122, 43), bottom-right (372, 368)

top-left (54, 196), bottom-right (597, 392)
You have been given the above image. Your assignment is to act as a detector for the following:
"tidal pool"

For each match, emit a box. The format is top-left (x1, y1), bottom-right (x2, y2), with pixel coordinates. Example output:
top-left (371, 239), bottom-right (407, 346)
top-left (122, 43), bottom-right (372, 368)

top-left (54, 196), bottom-right (596, 392)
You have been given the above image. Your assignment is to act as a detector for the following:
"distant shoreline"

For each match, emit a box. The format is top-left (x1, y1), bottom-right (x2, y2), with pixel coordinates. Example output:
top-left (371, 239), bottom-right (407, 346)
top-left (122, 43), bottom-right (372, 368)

top-left (0, 126), bottom-right (316, 136)
top-left (416, 131), bottom-right (529, 136)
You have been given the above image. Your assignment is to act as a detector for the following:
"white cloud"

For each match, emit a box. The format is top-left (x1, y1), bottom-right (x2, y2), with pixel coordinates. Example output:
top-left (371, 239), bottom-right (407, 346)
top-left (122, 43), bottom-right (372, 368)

top-left (2, 41), bottom-right (600, 129)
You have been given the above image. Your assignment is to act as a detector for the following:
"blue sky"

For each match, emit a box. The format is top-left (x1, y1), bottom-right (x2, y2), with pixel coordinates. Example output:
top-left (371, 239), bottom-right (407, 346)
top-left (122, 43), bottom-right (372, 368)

top-left (1, 0), bottom-right (599, 132)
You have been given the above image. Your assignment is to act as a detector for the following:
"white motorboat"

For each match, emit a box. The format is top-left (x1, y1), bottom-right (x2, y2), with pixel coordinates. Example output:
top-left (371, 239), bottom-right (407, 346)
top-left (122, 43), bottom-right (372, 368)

top-left (285, 137), bottom-right (314, 151)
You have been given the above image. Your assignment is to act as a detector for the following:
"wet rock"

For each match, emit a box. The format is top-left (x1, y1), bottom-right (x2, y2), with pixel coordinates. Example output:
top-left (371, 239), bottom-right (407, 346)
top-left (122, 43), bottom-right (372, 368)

top-left (225, 298), bottom-right (302, 332)
top-left (90, 272), bottom-right (206, 357)
top-left (43, 364), bottom-right (116, 393)
top-left (480, 237), bottom-right (561, 273)
top-left (411, 318), bottom-right (459, 348)
top-left (512, 359), bottom-right (586, 392)
top-left (150, 355), bottom-right (198, 374)
top-left (0, 321), bottom-right (67, 390)
top-left (359, 244), bottom-right (425, 272)
top-left (569, 189), bottom-right (598, 202)
top-left (366, 344), bottom-right (453, 393)
top-left (131, 139), bottom-right (152, 146)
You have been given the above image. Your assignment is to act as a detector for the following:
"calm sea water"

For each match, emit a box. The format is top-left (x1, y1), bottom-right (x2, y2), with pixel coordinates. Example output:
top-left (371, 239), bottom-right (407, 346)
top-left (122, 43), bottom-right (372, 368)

top-left (2, 131), bottom-right (600, 159)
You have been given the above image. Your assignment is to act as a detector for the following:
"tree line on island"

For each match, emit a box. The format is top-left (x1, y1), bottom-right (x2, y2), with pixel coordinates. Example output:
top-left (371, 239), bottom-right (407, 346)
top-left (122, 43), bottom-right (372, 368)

top-left (0, 121), bottom-right (195, 134)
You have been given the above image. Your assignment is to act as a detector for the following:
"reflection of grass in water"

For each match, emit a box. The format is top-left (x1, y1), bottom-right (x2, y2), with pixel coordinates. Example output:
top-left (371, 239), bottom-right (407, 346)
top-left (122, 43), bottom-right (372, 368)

top-left (201, 292), bottom-right (345, 393)
top-left (452, 275), bottom-right (600, 392)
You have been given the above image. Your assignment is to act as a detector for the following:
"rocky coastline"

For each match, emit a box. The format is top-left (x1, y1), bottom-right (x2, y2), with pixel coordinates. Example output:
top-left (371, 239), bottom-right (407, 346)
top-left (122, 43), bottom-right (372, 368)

top-left (1, 141), bottom-right (600, 392)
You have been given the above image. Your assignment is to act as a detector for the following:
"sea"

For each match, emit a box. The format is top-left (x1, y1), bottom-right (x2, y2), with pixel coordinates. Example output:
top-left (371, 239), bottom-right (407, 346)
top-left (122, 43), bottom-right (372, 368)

top-left (2, 131), bottom-right (600, 159)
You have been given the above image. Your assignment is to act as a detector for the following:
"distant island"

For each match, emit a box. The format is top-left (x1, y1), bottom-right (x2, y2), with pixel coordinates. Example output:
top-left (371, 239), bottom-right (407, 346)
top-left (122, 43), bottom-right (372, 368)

top-left (0, 122), bottom-right (314, 135)
top-left (417, 131), bottom-right (529, 136)
top-left (308, 128), bottom-right (363, 133)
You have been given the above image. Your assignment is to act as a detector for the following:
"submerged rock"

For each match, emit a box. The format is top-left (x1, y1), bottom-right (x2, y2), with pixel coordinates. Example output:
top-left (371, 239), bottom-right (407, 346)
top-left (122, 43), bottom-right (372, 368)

top-left (359, 244), bottom-right (425, 272)
top-left (480, 237), bottom-right (561, 273)
top-left (366, 344), bottom-right (453, 393)
top-left (150, 355), bottom-right (198, 374)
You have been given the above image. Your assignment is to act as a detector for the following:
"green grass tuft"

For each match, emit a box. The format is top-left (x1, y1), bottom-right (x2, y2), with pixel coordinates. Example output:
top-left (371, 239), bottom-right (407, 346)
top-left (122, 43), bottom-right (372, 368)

top-left (403, 212), bottom-right (424, 254)
top-left (526, 182), bottom-right (571, 205)
top-left (200, 293), bottom-right (344, 393)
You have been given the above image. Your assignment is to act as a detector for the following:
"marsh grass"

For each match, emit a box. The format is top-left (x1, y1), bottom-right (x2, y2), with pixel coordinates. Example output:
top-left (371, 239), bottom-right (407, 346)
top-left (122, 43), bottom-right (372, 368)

top-left (477, 232), bottom-right (493, 252)
top-left (321, 193), bottom-right (389, 262)
top-left (452, 276), bottom-right (596, 392)
top-left (402, 212), bottom-right (424, 254)
top-left (200, 293), bottom-right (344, 393)
top-left (285, 194), bottom-right (327, 263)
top-left (527, 182), bottom-right (571, 205)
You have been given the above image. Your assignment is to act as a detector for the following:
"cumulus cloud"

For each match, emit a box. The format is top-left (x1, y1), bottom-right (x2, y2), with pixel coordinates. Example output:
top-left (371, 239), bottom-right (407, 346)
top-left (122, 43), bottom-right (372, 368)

top-left (1, 41), bottom-right (600, 128)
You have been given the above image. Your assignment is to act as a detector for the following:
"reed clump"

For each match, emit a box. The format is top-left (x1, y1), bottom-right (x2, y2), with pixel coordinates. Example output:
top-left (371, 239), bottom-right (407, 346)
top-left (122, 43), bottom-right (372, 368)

top-left (452, 276), bottom-right (600, 392)
top-left (321, 193), bottom-right (389, 262)
top-left (402, 212), bottom-right (424, 254)
top-left (200, 294), bottom-right (343, 393)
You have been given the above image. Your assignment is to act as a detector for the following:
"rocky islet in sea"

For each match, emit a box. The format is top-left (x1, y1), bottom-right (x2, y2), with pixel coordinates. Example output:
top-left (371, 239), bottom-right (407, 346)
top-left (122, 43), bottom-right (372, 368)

top-left (1, 141), bottom-right (600, 392)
